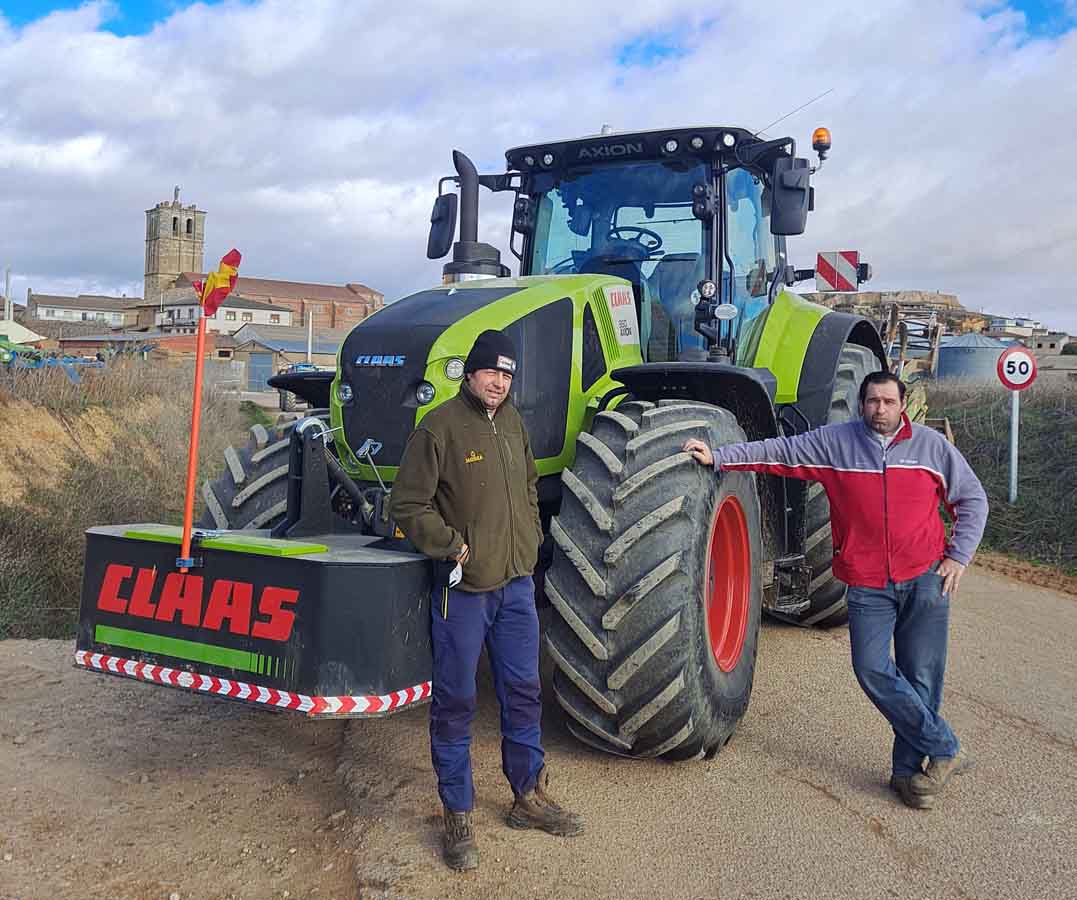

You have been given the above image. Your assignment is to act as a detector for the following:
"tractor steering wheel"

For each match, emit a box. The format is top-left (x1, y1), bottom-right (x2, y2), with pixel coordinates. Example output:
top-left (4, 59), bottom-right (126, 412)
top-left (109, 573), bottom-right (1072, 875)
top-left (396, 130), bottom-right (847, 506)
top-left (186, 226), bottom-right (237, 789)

top-left (607, 226), bottom-right (664, 254)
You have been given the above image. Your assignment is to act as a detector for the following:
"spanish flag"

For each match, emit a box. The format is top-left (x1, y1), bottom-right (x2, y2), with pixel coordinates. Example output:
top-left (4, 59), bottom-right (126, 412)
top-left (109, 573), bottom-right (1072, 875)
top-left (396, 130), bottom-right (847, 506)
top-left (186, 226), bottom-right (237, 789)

top-left (193, 248), bottom-right (242, 317)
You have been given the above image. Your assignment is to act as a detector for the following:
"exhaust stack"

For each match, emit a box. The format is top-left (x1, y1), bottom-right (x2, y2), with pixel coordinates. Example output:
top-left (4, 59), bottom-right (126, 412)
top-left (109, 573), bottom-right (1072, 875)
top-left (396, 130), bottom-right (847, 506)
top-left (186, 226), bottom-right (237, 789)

top-left (442, 151), bottom-right (507, 283)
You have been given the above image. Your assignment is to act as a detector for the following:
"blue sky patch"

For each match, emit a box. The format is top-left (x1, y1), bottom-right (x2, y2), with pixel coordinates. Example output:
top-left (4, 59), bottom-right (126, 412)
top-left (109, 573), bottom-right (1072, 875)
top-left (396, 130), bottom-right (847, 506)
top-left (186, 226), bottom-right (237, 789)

top-left (616, 31), bottom-right (690, 68)
top-left (996, 0), bottom-right (1077, 37)
top-left (1, 1), bottom-right (231, 35)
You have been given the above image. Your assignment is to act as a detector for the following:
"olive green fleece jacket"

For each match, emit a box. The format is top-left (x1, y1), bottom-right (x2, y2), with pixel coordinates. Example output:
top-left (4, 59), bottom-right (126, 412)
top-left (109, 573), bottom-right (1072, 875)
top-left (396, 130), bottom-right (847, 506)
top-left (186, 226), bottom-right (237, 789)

top-left (390, 383), bottom-right (542, 592)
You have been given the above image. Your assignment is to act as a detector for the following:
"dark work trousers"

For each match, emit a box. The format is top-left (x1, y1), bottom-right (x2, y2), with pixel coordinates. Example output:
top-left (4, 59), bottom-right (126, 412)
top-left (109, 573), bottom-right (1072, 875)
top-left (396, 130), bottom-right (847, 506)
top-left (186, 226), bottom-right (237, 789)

top-left (846, 566), bottom-right (961, 777)
top-left (429, 575), bottom-right (545, 812)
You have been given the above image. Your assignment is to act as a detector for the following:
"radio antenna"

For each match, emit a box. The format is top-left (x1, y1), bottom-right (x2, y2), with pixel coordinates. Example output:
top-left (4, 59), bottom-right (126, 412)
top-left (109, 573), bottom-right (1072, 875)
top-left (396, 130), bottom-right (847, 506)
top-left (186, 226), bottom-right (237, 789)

top-left (754, 88), bottom-right (834, 137)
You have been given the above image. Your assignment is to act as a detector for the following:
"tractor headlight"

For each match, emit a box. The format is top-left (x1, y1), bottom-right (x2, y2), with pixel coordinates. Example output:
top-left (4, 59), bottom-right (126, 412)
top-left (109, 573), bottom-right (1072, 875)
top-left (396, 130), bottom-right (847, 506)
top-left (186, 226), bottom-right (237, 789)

top-left (0, 349), bottom-right (11, 363)
top-left (416, 381), bottom-right (436, 405)
top-left (698, 279), bottom-right (718, 300)
top-left (444, 357), bottom-right (465, 380)
top-left (337, 381), bottom-right (354, 403)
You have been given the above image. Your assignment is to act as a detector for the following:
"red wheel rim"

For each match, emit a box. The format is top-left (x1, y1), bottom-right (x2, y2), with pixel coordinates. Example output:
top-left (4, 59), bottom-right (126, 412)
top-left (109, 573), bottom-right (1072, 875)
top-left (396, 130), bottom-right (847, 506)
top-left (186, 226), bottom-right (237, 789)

top-left (705, 495), bottom-right (751, 673)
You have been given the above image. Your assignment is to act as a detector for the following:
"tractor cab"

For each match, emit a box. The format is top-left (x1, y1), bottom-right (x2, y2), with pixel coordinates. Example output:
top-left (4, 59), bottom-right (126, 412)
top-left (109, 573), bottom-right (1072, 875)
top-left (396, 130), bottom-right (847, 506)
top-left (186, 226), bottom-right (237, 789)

top-left (430, 126), bottom-right (822, 363)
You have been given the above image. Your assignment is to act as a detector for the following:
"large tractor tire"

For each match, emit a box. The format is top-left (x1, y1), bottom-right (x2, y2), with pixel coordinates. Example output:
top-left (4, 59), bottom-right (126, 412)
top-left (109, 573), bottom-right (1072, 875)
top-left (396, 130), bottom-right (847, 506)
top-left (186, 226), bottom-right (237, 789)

top-left (198, 412), bottom-right (329, 531)
top-left (546, 400), bottom-right (763, 760)
top-left (774, 344), bottom-right (879, 628)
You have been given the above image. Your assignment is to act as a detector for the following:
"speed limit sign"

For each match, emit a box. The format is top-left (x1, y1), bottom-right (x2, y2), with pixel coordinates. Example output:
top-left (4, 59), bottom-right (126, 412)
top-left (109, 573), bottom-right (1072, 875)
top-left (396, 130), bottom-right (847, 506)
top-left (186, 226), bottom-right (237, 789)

top-left (997, 346), bottom-right (1037, 391)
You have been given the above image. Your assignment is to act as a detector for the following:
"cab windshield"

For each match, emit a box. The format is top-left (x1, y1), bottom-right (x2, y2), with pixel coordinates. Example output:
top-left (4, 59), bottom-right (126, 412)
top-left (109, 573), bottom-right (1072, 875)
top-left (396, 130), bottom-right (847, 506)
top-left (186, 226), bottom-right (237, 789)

top-left (529, 161), bottom-right (775, 360)
top-left (529, 161), bottom-right (709, 359)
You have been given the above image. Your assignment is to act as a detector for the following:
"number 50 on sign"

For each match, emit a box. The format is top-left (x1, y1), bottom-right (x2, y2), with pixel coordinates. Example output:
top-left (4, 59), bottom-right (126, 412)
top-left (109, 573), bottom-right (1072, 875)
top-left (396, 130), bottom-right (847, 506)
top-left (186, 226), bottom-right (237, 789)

top-left (997, 347), bottom-right (1037, 391)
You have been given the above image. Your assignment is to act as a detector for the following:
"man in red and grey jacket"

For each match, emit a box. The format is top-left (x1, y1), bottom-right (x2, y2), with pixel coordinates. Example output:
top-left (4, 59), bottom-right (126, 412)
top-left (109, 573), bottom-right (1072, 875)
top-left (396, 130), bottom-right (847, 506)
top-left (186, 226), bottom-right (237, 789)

top-left (684, 371), bottom-right (988, 810)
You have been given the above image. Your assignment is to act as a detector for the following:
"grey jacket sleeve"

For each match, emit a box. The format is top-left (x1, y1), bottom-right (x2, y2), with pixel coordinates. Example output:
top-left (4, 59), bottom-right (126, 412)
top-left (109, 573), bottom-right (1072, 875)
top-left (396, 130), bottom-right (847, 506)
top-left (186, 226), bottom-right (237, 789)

top-left (938, 442), bottom-right (989, 566)
top-left (711, 429), bottom-right (836, 482)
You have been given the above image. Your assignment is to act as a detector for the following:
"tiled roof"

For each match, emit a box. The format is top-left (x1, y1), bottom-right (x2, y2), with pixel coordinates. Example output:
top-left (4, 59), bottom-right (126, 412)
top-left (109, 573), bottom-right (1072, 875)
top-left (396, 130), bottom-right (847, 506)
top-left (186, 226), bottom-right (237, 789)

top-left (131, 290), bottom-right (292, 313)
top-left (29, 292), bottom-right (141, 311)
top-left (231, 323), bottom-right (350, 356)
top-left (14, 317), bottom-right (125, 339)
top-left (177, 273), bottom-right (379, 303)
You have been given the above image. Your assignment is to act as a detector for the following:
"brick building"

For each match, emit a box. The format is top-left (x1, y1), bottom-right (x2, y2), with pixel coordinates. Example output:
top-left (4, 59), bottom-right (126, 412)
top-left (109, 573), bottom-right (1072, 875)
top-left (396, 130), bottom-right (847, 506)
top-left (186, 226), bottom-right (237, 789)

top-left (172, 274), bottom-right (382, 328)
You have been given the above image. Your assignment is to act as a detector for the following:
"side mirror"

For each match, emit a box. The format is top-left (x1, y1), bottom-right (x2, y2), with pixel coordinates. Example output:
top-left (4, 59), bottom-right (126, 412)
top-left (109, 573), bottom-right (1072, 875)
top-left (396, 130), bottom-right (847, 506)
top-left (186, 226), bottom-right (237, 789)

top-left (512, 195), bottom-right (536, 234)
top-left (770, 157), bottom-right (811, 235)
top-left (426, 193), bottom-right (458, 259)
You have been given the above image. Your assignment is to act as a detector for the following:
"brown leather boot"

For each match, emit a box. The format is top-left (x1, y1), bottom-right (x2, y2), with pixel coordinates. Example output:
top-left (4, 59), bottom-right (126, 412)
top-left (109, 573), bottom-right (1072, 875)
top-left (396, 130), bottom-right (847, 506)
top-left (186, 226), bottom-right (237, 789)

top-left (507, 766), bottom-right (584, 836)
top-left (889, 775), bottom-right (934, 810)
top-left (442, 810), bottom-right (479, 871)
top-left (910, 750), bottom-right (974, 796)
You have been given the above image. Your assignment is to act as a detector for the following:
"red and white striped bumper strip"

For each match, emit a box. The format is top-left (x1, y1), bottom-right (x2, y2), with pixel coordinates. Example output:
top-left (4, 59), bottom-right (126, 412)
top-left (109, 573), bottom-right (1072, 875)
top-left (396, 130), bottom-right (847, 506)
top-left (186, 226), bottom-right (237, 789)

top-left (74, 650), bottom-right (431, 717)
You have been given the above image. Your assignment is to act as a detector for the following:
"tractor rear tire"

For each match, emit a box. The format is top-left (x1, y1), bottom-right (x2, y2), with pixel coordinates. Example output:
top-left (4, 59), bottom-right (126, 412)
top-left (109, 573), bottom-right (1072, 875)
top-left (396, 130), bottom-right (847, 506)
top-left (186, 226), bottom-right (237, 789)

top-left (772, 343), bottom-right (879, 628)
top-left (545, 400), bottom-right (763, 760)
top-left (198, 412), bottom-right (329, 531)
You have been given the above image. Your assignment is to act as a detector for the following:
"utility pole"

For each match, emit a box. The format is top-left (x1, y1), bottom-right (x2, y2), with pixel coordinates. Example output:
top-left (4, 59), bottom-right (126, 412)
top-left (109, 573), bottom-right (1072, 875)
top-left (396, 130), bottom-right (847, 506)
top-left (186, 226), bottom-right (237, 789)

top-left (3, 267), bottom-right (11, 322)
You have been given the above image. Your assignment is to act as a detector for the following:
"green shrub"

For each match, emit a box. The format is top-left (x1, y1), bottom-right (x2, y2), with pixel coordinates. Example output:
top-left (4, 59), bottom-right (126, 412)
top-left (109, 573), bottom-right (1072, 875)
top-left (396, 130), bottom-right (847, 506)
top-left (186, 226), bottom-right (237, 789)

top-left (0, 361), bottom-right (248, 638)
top-left (927, 380), bottom-right (1077, 573)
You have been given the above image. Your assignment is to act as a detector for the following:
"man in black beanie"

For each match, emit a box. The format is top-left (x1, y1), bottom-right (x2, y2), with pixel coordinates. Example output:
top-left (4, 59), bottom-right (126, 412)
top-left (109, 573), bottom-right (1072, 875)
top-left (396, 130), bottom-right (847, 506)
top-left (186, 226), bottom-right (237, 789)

top-left (392, 329), bottom-right (584, 872)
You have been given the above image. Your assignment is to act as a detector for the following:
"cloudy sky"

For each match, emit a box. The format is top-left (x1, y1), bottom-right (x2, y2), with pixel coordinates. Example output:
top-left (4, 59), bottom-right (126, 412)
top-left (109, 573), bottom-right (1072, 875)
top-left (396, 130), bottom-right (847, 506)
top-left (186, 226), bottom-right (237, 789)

top-left (1, 0), bottom-right (1076, 331)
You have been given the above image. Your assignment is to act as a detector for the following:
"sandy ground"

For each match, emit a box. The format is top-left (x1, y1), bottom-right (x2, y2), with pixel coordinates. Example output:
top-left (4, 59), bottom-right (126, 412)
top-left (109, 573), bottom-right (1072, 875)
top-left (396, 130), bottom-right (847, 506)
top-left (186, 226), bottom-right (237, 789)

top-left (2, 566), bottom-right (1075, 900)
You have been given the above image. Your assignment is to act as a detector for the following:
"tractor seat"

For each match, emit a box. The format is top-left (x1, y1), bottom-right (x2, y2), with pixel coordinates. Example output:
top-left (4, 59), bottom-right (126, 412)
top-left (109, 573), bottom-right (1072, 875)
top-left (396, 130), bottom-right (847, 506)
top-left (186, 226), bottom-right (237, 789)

top-left (579, 254), bottom-right (644, 301)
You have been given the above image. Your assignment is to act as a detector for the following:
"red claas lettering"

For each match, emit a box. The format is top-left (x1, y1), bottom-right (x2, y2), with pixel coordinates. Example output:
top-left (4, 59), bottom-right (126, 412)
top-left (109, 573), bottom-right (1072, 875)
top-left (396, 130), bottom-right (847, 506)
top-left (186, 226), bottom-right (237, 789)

top-left (251, 586), bottom-right (299, 641)
top-left (201, 580), bottom-right (253, 636)
top-left (93, 564), bottom-right (299, 642)
top-left (97, 564), bottom-right (133, 613)
top-left (127, 566), bottom-right (159, 619)
top-left (155, 573), bottom-right (204, 627)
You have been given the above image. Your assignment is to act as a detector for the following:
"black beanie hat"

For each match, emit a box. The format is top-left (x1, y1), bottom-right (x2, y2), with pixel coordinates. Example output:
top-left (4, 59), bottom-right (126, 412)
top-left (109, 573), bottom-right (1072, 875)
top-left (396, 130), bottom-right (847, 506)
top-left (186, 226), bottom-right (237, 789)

top-left (464, 329), bottom-right (518, 376)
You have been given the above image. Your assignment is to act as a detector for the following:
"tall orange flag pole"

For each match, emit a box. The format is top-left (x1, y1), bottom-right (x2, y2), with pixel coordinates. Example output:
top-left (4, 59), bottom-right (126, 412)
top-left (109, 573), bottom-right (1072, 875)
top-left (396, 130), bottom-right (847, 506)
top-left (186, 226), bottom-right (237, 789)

top-left (178, 249), bottom-right (242, 571)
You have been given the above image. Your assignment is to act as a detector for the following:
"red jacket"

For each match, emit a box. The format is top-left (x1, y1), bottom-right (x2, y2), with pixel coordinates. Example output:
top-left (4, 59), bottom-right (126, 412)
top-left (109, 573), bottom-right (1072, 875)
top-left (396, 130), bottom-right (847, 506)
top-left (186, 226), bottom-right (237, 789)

top-left (714, 415), bottom-right (989, 589)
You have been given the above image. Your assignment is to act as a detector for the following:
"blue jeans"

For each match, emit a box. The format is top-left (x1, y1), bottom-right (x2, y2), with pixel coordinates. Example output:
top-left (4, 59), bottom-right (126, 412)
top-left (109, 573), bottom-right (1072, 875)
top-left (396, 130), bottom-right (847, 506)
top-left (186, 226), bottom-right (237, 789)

top-left (846, 567), bottom-right (961, 777)
top-left (430, 575), bottom-right (545, 812)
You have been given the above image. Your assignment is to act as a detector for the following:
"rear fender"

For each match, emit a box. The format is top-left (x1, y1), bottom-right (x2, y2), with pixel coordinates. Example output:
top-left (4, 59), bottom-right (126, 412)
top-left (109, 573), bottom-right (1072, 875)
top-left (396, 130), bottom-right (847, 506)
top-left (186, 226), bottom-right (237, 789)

top-left (268, 370), bottom-right (334, 408)
top-left (738, 290), bottom-right (887, 428)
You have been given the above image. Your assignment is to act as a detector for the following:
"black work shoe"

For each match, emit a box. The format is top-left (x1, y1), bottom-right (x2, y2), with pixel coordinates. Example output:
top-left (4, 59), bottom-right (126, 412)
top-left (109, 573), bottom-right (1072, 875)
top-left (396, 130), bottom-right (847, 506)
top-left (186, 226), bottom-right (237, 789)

top-left (507, 766), bottom-right (584, 837)
top-left (910, 749), bottom-right (974, 796)
top-left (889, 775), bottom-right (934, 810)
top-left (442, 810), bottom-right (479, 871)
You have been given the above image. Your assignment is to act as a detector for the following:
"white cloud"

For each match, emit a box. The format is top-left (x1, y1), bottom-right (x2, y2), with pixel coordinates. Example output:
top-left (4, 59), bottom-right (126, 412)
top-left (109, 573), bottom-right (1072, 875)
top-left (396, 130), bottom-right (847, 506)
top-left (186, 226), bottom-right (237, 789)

top-left (0, 0), bottom-right (1075, 335)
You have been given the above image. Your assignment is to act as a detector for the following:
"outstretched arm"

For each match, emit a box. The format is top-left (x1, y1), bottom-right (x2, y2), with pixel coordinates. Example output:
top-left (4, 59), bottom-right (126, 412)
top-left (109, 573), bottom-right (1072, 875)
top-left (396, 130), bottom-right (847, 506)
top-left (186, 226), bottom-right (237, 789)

top-left (683, 429), bottom-right (837, 483)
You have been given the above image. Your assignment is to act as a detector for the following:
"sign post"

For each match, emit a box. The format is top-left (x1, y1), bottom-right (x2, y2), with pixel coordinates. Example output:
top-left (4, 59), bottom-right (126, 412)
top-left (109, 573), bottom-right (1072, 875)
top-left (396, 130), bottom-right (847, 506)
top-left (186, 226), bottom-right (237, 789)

top-left (996, 346), bottom-right (1038, 504)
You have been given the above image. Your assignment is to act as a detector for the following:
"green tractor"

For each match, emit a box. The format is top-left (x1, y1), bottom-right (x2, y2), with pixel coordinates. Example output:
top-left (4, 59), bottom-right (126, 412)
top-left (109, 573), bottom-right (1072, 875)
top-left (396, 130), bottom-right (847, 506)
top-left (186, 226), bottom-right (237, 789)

top-left (77, 125), bottom-right (889, 759)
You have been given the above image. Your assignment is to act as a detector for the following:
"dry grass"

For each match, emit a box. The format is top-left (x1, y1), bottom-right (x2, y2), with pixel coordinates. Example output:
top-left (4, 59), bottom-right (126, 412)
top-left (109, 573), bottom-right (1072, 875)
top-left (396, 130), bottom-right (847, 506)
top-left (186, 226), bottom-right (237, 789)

top-left (0, 360), bottom-right (249, 638)
top-left (927, 380), bottom-right (1077, 574)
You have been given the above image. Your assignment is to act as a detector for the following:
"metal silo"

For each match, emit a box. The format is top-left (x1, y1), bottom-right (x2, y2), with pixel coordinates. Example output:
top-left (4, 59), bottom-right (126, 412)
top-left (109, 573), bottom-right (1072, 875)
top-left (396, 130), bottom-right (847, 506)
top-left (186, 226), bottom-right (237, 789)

top-left (936, 333), bottom-right (1008, 381)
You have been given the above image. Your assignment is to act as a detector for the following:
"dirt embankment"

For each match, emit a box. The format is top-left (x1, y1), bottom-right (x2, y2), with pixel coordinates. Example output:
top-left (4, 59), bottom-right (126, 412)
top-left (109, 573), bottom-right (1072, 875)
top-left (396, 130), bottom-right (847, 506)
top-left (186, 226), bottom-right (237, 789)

top-left (0, 390), bottom-right (245, 639)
